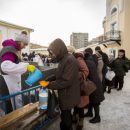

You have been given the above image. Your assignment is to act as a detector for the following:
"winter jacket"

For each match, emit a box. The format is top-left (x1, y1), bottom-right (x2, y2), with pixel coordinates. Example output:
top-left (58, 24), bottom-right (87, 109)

top-left (0, 39), bottom-right (28, 113)
top-left (97, 57), bottom-right (104, 82)
top-left (47, 38), bottom-right (80, 110)
top-left (98, 51), bottom-right (109, 74)
top-left (110, 57), bottom-right (130, 76)
top-left (74, 53), bottom-right (89, 81)
top-left (74, 53), bottom-right (89, 108)
top-left (85, 59), bottom-right (104, 104)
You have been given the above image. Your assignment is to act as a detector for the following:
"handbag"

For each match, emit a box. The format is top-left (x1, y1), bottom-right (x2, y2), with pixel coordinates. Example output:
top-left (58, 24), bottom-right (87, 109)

top-left (47, 90), bottom-right (60, 118)
top-left (81, 79), bottom-right (96, 96)
top-left (78, 96), bottom-right (89, 108)
top-left (105, 70), bottom-right (115, 81)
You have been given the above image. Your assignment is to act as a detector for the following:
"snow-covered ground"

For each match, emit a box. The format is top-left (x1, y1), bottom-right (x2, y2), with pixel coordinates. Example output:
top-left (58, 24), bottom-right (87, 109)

top-left (44, 71), bottom-right (130, 130)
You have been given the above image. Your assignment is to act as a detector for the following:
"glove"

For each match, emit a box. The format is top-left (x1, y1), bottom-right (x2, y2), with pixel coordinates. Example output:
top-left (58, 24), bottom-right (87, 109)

top-left (27, 65), bottom-right (36, 73)
top-left (39, 80), bottom-right (49, 88)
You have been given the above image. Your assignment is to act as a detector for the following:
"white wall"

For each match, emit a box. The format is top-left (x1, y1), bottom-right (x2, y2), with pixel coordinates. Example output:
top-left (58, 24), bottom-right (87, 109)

top-left (0, 25), bottom-right (8, 49)
top-left (0, 25), bottom-right (30, 53)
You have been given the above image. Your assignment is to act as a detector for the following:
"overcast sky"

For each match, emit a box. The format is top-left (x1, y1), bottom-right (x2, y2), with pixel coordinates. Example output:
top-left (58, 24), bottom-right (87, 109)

top-left (0, 0), bottom-right (106, 46)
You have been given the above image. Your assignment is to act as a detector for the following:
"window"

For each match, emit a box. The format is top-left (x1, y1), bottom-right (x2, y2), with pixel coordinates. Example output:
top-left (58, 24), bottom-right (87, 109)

top-left (14, 33), bottom-right (18, 39)
top-left (109, 49), bottom-right (116, 58)
top-left (111, 22), bottom-right (117, 31)
top-left (111, 7), bottom-right (117, 15)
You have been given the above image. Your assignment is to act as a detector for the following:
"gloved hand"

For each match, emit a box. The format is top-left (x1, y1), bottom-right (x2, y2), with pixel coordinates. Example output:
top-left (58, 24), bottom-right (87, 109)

top-left (39, 80), bottom-right (49, 88)
top-left (27, 65), bottom-right (36, 73)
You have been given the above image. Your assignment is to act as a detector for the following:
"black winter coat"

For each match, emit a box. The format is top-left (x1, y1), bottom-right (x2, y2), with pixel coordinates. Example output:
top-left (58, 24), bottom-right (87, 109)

top-left (85, 60), bottom-right (105, 104)
top-left (109, 57), bottom-right (130, 76)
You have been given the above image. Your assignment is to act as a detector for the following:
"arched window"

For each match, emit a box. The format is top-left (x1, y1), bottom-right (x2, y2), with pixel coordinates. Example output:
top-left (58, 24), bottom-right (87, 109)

top-left (111, 7), bottom-right (117, 15)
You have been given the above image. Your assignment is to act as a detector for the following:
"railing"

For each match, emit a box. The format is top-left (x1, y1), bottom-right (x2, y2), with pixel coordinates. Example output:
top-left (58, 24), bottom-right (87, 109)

top-left (90, 30), bottom-right (121, 45)
top-left (104, 30), bottom-right (121, 41)
top-left (0, 85), bottom-right (41, 115)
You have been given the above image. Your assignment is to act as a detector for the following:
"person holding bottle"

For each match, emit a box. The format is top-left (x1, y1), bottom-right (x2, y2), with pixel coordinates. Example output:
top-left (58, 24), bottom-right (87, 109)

top-left (44, 38), bottom-right (80, 130)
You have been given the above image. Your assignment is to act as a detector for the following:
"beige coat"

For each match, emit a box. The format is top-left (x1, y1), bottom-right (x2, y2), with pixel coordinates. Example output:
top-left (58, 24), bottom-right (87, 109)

top-left (97, 57), bottom-right (104, 82)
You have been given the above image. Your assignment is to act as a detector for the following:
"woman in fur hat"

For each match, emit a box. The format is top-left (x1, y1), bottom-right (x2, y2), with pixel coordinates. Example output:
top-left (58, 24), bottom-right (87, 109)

top-left (0, 31), bottom-right (36, 113)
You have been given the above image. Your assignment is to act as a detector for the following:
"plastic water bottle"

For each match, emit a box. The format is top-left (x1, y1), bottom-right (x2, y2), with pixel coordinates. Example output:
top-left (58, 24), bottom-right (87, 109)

top-left (39, 88), bottom-right (48, 110)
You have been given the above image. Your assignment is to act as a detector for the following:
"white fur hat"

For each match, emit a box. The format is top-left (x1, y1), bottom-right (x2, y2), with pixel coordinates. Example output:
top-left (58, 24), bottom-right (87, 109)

top-left (15, 33), bottom-right (29, 44)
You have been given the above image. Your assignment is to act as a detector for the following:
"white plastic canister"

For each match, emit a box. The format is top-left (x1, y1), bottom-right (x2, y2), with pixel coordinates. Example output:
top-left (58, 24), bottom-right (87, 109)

top-left (39, 88), bottom-right (48, 110)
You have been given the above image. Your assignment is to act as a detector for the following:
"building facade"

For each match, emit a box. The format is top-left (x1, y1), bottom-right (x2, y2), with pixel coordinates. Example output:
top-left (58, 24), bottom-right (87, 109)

top-left (30, 43), bottom-right (48, 55)
top-left (70, 32), bottom-right (88, 49)
top-left (0, 20), bottom-right (34, 53)
top-left (99, 0), bottom-right (130, 58)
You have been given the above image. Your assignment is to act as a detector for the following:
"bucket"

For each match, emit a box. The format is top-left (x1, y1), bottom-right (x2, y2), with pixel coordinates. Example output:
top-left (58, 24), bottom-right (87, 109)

top-left (25, 68), bottom-right (43, 86)
top-left (39, 88), bottom-right (48, 110)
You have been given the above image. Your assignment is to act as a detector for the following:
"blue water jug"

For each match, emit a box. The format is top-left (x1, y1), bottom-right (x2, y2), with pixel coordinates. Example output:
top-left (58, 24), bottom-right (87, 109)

top-left (25, 68), bottom-right (43, 86)
top-left (39, 88), bottom-right (48, 110)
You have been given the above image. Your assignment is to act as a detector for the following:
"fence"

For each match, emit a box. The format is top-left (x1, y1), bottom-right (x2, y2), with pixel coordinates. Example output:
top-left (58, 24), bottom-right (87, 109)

top-left (0, 85), bottom-right (40, 115)
top-left (0, 85), bottom-right (60, 130)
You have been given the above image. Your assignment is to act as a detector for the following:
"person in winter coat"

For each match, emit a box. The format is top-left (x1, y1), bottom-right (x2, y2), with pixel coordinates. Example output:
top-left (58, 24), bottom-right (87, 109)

top-left (73, 52), bottom-right (89, 130)
top-left (33, 54), bottom-right (44, 67)
top-left (22, 53), bottom-right (28, 61)
top-left (105, 54), bottom-right (115, 93)
top-left (109, 49), bottom-right (130, 90)
top-left (95, 46), bottom-right (109, 92)
top-left (95, 51), bottom-right (104, 82)
top-left (45, 38), bottom-right (80, 130)
top-left (84, 48), bottom-right (98, 67)
top-left (67, 45), bottom-right (76, 55)
top-left (84, 49), bottom-right (105, 123)
top-left (0, 31), bottom-right (36, 113)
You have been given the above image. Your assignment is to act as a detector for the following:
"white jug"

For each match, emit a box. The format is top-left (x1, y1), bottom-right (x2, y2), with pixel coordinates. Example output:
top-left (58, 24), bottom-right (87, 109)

top-left (39, 88), bottom-right (48, 110)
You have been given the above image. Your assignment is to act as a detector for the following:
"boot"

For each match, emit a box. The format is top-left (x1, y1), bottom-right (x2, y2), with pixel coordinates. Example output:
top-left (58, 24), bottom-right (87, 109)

top-left (84, 105), bottom-right (93, 117)
top-left (117, 88), bottom-right (122, 91)
top-left (84, 112), bottom-right (93, 117)
top-left (72, 114), bottom-right (78, 123)
top-left (76, 118), bottom-right (84, 130)
top-left (76, 125), bottom-right (83, 130)
top-left (60, 123), bottom-right (73, 130)
top-left (89, 105), bottom-right (101, 123)
top-left (107, 87), bottom-right (111, 93)
top-left (89, 116), bottom-right (101, 123)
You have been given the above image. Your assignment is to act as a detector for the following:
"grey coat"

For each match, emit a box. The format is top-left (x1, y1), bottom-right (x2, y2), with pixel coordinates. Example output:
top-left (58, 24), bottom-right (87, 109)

top-left (85, 60), bottom-right (105, 104)
top-left (97, 57), bottom-right (104, 82)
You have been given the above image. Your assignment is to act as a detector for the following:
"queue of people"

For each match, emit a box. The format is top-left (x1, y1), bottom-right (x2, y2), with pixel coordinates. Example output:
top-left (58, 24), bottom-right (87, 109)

top-left (22, 52), bottom-right (50, 67)
top-left (0, 34), bottom-right (130, 130)
top-left (45, 42), bottom-right (130, 130)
